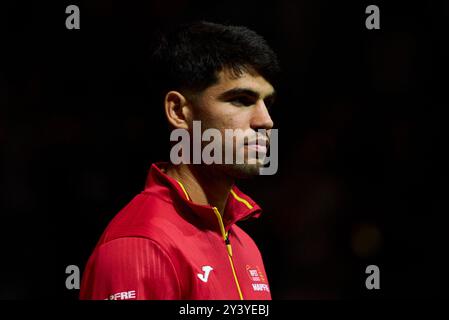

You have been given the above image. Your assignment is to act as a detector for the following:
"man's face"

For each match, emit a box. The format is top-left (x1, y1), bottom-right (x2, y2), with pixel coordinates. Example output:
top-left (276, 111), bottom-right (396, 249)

top-left (189, 68), bottom-right (275, 178)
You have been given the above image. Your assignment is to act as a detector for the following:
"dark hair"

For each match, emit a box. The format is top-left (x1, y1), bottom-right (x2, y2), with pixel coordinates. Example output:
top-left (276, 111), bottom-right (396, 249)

top-left (150, 21), bottom-right (280, 99)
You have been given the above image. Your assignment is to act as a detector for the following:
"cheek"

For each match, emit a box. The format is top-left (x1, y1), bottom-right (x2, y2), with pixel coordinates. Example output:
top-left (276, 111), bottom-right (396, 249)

top-left (195, 101), bottom-right (230, 126)
top-left (197, 100), bottom-right (251, 130)
top-left (224, 114), bottom-right (251, 130)
top-left (216, 116), bottom-right (245, 131)
top-left (202, 112), bottom-right (237, 130)
top-left (219, 108), bottom-right (252, 129)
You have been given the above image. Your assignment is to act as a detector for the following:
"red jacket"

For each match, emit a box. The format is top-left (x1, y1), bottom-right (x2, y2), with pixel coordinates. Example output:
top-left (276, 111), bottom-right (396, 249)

top-left (80, 163), bottom-right (271, 300)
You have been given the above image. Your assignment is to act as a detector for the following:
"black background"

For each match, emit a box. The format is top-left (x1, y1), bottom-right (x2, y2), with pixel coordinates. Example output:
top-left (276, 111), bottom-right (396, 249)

top-left (1, 0), bottom-right (447, 299)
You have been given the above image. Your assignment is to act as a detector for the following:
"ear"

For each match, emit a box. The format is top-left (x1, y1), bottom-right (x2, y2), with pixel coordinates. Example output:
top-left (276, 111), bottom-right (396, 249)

top-left (164, 91), bottom-right (192, 130)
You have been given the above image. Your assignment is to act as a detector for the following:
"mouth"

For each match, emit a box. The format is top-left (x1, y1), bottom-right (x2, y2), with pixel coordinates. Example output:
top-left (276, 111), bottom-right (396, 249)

top-left (244, 138), bottom-right (269, 154)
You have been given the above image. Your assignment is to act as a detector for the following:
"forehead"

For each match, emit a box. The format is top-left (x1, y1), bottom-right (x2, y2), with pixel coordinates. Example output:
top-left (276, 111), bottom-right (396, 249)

top-left (205, 68), bottom-right (275, 98)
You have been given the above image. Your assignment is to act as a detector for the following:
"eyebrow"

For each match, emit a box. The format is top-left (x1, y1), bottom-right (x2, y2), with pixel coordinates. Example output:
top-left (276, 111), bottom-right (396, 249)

top-left (217, 88), bottom-right (276, 101)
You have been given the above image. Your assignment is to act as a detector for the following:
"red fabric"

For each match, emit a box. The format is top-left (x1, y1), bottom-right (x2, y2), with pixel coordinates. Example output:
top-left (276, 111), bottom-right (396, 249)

top-left (80, 163), bottom-right (271, 300)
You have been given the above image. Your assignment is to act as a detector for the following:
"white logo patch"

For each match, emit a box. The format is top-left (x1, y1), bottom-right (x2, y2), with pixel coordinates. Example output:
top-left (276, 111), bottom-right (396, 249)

top-left (197, 265), bottom-right (214, 283)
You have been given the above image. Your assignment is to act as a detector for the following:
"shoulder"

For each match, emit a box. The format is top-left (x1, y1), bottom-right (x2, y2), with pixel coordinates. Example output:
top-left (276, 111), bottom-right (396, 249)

top-left (100, 192), bottom-right (176, 240)
top-left (93, 237), bottom-right (176, 270)
top-left (80, 237), bottom-right (182, 300)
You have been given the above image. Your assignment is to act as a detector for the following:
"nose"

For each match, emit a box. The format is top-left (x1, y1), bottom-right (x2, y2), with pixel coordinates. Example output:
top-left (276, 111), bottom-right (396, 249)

top-left (250, 100), bottom-right (274, 130)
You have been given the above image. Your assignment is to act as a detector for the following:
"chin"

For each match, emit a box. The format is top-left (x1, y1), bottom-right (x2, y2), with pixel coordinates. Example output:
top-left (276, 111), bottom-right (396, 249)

top-left (219, 163), bottom-right (262, 179)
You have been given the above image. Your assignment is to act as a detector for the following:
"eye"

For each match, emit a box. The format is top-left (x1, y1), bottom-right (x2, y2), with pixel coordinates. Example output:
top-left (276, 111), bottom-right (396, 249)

top-left (229, 96), bottom-right (255, 107)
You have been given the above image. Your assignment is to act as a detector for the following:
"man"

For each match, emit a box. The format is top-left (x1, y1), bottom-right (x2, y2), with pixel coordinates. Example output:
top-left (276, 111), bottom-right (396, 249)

top-left (80, 21), bottom-right (280, 300)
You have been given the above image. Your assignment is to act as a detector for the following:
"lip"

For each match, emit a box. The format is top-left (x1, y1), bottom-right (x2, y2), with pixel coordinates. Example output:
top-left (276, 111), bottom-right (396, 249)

top-left (245, 138), bottom-right (269, 148)
top-left (245, 144), bottom-right (268, 154)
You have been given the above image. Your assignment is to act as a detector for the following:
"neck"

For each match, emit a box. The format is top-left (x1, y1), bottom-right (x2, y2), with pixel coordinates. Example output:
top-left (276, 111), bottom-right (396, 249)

top-left (166, 164), bottom-right (234, 215)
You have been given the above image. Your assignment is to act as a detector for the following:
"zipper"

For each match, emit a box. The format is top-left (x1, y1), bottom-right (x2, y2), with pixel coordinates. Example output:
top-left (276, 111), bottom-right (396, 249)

top-left (212, 207), bottom-right (244, 300)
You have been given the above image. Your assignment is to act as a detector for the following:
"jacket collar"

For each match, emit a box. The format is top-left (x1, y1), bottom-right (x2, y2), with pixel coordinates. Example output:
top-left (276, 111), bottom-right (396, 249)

top-left (144, 162), bottom-right (262, 232)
